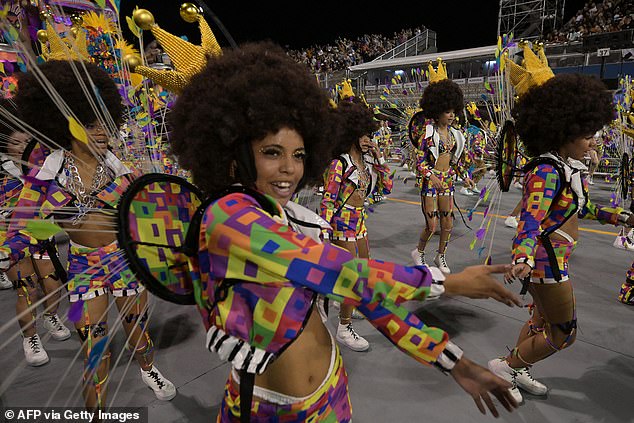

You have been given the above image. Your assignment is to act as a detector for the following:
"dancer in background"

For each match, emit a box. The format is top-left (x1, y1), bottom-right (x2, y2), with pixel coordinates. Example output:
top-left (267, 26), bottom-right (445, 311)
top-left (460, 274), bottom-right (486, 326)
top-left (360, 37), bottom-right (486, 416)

top-left (321, 94), bottom-right (393, 352)
top-left (489, 70), bottom-right (632, 404)
top-left (411, 62), bottom-right (473, 273)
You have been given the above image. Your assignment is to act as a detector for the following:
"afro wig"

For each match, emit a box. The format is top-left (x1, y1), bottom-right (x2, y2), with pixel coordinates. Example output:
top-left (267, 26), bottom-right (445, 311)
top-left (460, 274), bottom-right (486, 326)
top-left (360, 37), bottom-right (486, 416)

top-left (168, 41), bottom-right (335, 194)
top-left (330, 97), bottom-right (379, 157)
top-left (512, 73), bottom-right (613, 157)
top-left (14, 60), bottom-right (123, 150)
top-left (419, 79), bottom-right (464, 121)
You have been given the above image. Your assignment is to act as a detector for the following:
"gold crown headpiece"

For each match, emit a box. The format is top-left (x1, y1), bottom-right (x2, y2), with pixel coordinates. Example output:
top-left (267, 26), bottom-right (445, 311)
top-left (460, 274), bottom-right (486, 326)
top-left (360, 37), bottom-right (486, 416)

top-left (427, 58), bottom-right (447, 83)
top-left (38, 21), bottom-right (90, 62)
top-left (129, 4), bottom-right (222, 93)
top-left (504, 42), bottom-right (554, 97)
top-left (337, 79), bottom-right (355, 100)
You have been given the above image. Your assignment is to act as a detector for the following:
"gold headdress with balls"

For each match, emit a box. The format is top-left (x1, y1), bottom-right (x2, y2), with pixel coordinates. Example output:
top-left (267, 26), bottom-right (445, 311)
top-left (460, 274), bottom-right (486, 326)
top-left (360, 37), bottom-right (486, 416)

top-left (38, 22), bottom-right (90, 62)
top-left (504, 42), bottom-right (554, 97)
top-left (129, 4), bottom-right (222, 93)
top-left (337, 79), bottom-right (355, 100)
top-left (427, 58), bottom-right (448, 83)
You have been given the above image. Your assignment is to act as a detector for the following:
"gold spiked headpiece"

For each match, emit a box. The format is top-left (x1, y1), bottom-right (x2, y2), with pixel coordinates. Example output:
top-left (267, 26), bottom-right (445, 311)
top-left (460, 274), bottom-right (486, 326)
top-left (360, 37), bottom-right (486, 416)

top-left (130, 6), bottom-right (222, 94)
top-left (427, 58), bottom-right (447, 83)
top-left (337, 79), bottom-right (355, 100)
top-left (41, 22), bottom-right (90, 62)
top-left (504, 43), bottom-right (554, 97)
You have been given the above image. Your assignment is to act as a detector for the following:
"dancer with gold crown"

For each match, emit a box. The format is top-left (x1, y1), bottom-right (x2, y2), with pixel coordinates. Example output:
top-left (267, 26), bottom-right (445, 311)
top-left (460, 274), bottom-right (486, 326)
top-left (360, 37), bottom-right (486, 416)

top-left (0, 5), bottom-right (181, 410)
top-left (487, 43), bottom-right (634, 404)
top-left (409, 59), bottom-right (474, 274)
top-left (320, 80), bottom-right (394, 352)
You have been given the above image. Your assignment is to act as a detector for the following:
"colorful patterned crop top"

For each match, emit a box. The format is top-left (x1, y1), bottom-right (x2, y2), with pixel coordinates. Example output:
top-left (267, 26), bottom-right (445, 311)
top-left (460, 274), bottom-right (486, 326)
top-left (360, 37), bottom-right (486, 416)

top-left (196, 192), bottom-right (459, 376)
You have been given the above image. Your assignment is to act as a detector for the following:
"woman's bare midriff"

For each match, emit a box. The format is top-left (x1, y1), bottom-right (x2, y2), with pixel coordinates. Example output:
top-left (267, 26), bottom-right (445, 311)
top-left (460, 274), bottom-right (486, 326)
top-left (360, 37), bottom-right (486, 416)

top-left (434, 153), bottom-right (452, 172)
top-left (347, 190), bottom-right (366, 207)
top-left (60, 211), bottom-right (116, 248)
top-left (254, 304), bottom-right (332, 397)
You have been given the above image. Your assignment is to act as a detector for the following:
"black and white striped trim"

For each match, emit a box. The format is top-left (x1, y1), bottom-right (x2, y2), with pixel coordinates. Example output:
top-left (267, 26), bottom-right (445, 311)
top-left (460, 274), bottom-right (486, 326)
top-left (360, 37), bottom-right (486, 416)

top-left (206, 326), bottom-right (274, 375)
top-left (432, 341), bottom-right (464, 373)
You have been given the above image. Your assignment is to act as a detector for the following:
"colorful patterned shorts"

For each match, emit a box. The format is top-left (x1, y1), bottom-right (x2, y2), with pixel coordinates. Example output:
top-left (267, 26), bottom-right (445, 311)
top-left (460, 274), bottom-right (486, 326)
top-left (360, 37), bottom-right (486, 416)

top-left (420, 169), bottom-right (454, 197)
top-left (329, 204), bottom-right (367, 242)
top-left (531, 237), bottom-right (576, 283)
top-left (218, 344), bottom-right (352, 422)
top-left (67, 239), bottom-right (143, 302)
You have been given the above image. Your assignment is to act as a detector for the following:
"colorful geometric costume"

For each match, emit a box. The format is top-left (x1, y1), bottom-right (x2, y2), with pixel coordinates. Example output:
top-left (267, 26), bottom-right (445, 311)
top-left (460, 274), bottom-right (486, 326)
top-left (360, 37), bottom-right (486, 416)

top-left (193, 191), bottom-right (459, 421)
top-left (320, 153), bottom-right (393, 241)
top-left (619, 263), bottom-right (634, 305)
top-left (415, 124), bottom-right (468, 196)
top-left (0, 141), bottom-right (51, 263)
top-left (511, 153), bottom-right (629, 355)
top-left (4, 149), bottom-right (142, 301)
top-left (513, 154), bottom-right (626, 283)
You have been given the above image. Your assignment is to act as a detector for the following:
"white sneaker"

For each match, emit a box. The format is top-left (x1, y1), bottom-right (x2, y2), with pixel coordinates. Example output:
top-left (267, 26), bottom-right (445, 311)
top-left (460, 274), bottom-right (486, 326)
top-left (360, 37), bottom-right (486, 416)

top-left (331, 301), bottom-right (364, 320)
top-left (513, 181), bottom-right (523, 189)
top-left (23, 334), bottom-right (49, 366)
top-left (487, 358), bottom-right (523, 404)
top-left (459, 187), bottom-right (474, 196)
top-left (0, 271), bottom-right (12, 289)
top-left (141, 366), bottom-right (177, 401)
top-left (513, 367), bottom-right (548, 395)
top-left (410, 248), bottom-right (427, 266)
top-left (588, 177), bottom-right (594, 185)
top-left (336, 323), bottom-right (370, 352)
top-left (42, 313), bottom-right (71, 341)
top-left (434, 253), bottom-right (450, 274)
top-left (504, 215), bottom-right (519, 229)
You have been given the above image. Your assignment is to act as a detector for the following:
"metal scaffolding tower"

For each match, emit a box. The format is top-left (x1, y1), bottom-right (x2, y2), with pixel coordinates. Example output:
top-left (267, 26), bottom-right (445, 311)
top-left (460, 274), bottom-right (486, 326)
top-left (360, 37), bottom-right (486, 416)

top-left (498, 0), bottom-right (566, 40)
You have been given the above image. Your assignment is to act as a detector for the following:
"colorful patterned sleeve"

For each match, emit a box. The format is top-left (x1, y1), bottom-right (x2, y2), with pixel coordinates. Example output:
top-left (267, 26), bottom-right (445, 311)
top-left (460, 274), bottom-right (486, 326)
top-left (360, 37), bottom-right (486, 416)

top-left (579, 178), bottom-right (623, 224)
top-left (453, 150), bottom-right (471, 181)
top-left (415, 138), bottom-right (433, 178)
top-left (3, 176), bottom-right (50, 264)
top-left (205, 192), bottom-right (452, 367)
top-left (371, 158), bottom-right (394, 195)
top-left (320, 158), bottom-right (343, 228)
top-left (512, 164), bottom-right (561, 267)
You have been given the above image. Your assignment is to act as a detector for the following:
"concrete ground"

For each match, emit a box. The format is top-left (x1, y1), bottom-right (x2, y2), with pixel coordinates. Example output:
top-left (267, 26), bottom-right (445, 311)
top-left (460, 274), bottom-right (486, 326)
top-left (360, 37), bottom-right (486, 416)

top-left (1, 166), bottom-right (633, 423)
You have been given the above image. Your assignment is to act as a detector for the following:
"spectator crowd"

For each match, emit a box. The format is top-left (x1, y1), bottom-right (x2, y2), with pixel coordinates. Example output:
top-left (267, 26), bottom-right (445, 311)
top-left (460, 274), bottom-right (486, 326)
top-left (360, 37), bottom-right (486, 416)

top-left (286, 26), bottom-right (428, 74)
top-left (547, 0), bottom-right (634, 43)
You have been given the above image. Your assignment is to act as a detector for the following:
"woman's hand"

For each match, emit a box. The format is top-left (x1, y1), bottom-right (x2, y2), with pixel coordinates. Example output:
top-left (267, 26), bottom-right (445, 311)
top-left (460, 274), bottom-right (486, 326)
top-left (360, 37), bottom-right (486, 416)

top-left (429, 174), bottom-right (444, 190)
top-left (451, 357), bottom-right (519, 417)
top-left (443, 264), bottom-right (521, 307)
top-left (504, 263), bottom-right (532, 283)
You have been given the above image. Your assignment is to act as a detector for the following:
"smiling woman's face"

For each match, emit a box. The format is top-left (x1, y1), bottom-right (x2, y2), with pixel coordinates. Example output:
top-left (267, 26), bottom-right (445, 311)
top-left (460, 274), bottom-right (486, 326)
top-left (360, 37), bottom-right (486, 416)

top-left (251, 127), bottom-right (306, 206)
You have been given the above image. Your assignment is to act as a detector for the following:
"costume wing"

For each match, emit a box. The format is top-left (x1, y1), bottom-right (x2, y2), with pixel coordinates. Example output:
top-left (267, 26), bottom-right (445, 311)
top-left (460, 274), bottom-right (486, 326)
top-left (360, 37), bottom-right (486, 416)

top-left (117, 173), bottom-right (204, 305)
top-left (496, 120), bottom-right (521, 192)
top-left (407, 111), bottom-right (427, 150)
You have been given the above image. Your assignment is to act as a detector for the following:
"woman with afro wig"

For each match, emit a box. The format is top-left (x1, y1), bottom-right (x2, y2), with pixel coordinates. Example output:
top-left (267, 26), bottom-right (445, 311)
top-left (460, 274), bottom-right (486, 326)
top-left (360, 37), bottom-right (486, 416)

top-left (168, 40), bottom-right (520, 422)
top-left (2, 60), bottom-right (176, 410)
top-left (319, 96), bottom-right (393, 353)
top-left (411, 78), bottom-right (474, 274)
top-left (488, 73), bottom-right (634, 404)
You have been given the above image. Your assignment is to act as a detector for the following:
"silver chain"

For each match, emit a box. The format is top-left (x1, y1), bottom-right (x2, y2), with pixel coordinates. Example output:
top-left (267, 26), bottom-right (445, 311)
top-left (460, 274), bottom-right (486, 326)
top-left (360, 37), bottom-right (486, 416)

top-left (64, 154), bottom-right (109, 225)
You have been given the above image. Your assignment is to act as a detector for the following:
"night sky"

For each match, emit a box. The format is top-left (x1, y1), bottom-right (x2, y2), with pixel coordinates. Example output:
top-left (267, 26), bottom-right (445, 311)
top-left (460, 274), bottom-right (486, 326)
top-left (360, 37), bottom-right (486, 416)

top-left (118, 1), bottom-right (589, 53)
